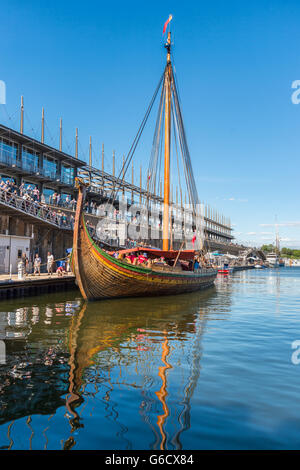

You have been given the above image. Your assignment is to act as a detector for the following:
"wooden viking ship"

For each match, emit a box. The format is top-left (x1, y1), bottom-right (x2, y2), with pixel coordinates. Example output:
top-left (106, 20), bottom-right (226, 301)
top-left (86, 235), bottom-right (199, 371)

top-left (72, 25), bottom-right (217, 301)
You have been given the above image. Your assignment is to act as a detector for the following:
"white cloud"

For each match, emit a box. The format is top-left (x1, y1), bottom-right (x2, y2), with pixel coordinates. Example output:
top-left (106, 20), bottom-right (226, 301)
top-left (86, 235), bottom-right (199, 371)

top-left (223, 197), bottom-right (248, 203)
top-left (260, 221), bottom-right (300, 228)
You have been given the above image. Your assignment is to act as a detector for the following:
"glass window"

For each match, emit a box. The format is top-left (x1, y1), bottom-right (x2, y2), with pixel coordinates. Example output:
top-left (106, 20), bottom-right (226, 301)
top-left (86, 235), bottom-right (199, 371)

top-left (0, 175), bottom-right (15, 184)
top-left (22, 147), bottom-right (39, 173)
top-left (0, 138), bottom-right (18, 166)
top-left (23, 182), bottom-right (37, 190)
top-left (43, 187), bottom-right (54, 203)
top-left (43, 157), bottom-right (57, 179)
top-left (61, 165), bottom-right (74, 185)
top-left (60, 192), bottom-right (72, 206)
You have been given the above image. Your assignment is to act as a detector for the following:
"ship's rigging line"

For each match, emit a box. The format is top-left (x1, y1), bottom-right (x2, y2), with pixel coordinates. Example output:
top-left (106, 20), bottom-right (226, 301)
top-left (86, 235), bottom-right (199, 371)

top-left (170, 66), bottom-right (199, 210)
top-left (108, 62), bottom-right (200, 226)
top-left (146, 77), bottom-right (165, 202)
top-left (145, 65), bottom-right (200, 214)
top-left (171, 99), bottom-right (189, 206)
top-left (108, 71), bottom-right (165, 206)
top-left (171, 103), bottom-right (183, 209)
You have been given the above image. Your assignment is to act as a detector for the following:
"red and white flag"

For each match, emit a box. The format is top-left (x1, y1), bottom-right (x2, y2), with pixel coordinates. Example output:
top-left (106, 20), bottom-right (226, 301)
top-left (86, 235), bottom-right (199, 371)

top-left (163, 15), bottom-right (173, 35)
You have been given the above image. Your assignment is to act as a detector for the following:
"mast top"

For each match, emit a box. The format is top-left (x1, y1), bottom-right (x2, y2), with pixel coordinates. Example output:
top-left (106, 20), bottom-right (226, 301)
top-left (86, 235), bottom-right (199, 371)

top-left (165, 31), bottom-right (171, 64)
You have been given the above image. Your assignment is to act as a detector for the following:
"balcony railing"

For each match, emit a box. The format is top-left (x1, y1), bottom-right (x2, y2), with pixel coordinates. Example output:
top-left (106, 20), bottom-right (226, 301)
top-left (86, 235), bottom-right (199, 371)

top-left (0, 187), bottom-right (73, 230)
top-left (0, 149), bottom-right (19, 167)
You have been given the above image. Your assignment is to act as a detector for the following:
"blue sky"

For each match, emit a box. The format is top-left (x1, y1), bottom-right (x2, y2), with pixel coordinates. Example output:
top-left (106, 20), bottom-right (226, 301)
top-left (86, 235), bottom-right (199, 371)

top-left (1, 0), bottom-right (300, 247)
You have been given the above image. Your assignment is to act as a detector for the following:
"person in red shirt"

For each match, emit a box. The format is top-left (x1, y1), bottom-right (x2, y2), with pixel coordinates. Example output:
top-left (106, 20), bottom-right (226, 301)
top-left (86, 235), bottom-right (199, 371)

top-left (138, 254), bottom-right (147, 265)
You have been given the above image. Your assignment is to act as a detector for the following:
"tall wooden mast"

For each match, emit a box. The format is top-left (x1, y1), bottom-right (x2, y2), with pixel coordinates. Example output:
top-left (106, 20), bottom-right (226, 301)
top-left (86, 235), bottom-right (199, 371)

top-left (162, 31), bottom-right (172, 251)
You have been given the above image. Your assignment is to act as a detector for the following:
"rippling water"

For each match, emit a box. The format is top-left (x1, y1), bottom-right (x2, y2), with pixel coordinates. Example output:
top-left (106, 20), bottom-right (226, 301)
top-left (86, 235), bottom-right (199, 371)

top-left (0, 267), bottom-right (299, 450)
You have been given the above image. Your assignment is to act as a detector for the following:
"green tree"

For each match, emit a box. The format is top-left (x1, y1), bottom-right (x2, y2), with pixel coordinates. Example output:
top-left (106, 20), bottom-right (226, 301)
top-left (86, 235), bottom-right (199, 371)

top-left (280, 247), bottom-right (300, 259)
top-left (261, 244), bottom-right (275, 253)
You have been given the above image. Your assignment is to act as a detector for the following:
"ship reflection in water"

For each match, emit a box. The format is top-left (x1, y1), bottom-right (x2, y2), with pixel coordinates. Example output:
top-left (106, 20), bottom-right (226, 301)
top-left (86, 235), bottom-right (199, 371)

top-left (0, 286), bottom-right (223, 450)
top-left (1, 268), bottom-right (300, 450)
top-left (65, 288), bottom-right (221, 451)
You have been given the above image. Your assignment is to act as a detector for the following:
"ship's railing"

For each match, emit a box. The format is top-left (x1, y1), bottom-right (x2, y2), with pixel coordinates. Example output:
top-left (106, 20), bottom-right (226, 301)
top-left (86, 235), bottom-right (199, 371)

top-left (0, 187), bottom-right (73, 230)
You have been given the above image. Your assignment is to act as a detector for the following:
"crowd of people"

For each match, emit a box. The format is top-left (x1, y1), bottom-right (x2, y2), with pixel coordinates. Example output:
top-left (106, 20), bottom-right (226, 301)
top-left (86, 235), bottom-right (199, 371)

top-left (19, 251), bottom-right (71, 277)
top-left (0, 179), bottom-right (77, 208)
top-left (0, 178), bottom-right (236, 254)
top-left (108, 248), bottom-right (208, 272)
top-left (0, 178), bottom-right (154, 247)
top-left (0, 178), bottom-right (131, 231)
top-left (0, 179), bottom-right (75, 229)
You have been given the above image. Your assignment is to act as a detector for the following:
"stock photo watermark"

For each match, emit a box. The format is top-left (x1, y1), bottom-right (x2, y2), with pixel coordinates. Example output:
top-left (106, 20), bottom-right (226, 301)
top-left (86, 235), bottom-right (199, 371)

top-left (0, 80), bottom-right (6, 104)
top-left (93, 199), bottom-right (205, 246)
top-left (291, 80), bottom-right (300, 104)
top-left (0, 339), bottom-right (5, 364)
top-left (291, 340), bottom-right (300, 365)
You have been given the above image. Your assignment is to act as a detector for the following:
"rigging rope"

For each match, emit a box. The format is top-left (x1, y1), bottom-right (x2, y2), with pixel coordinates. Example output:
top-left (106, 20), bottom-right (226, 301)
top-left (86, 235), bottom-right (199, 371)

top-left (170, 67), bottom-right (199, 211)
top-left (147, 81), bottom-right (165, 196)
top-left (108, 70), bottom-right (165, 206)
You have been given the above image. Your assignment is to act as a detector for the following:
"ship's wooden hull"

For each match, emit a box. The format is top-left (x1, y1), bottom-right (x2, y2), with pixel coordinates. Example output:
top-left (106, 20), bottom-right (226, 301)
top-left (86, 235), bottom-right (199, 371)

top-left (72, 186), bottom-right (217, 301)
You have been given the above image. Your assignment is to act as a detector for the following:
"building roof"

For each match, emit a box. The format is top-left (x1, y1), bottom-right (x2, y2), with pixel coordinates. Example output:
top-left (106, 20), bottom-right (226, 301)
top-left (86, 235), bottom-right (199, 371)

top-left (0, 123), bottom-right (85, 168)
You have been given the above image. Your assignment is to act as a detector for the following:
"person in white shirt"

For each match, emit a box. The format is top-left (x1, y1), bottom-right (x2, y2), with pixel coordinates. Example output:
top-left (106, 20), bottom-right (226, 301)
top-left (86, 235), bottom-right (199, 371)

top-left (33, 253), bottom-right (41, 276)
top-left (47, 252), bottom-right (54, 275)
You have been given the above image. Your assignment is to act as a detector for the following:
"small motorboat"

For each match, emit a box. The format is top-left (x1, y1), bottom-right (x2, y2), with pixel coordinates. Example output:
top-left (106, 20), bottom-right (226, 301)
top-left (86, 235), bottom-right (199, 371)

top-left (218, 263), bottom-right (231, 274)
top-left (218, 269), bottom-right (229, 275)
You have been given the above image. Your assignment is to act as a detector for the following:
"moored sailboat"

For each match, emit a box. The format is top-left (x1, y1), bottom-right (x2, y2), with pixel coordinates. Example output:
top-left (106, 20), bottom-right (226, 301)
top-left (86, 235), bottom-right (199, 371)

top-left (266, 222), bottom-right (284, 268)
top-left (72, 24), bottom-right (218, 301)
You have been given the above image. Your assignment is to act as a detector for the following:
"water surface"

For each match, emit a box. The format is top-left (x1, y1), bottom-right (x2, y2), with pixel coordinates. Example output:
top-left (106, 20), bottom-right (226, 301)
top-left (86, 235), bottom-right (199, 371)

top-left (0, 267), bottom-right (299, 450)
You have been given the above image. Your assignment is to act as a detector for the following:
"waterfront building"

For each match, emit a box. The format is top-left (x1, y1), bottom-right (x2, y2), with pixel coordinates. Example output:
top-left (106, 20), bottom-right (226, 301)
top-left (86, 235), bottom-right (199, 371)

top-left (0, 120), bottom-right (234, 273)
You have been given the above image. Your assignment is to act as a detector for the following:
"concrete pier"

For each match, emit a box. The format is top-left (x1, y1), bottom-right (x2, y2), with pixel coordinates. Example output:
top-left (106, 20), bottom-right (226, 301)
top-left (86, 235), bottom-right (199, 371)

top-left (0, 273), bottom-right (76, 300)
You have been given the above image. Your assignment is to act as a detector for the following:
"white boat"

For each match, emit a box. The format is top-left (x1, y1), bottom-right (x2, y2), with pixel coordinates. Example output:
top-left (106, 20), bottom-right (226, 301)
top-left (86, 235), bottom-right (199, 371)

top-left (266, 252), bottom-right (280, 268)
top-left (265, 222), bottom-right (284, 268)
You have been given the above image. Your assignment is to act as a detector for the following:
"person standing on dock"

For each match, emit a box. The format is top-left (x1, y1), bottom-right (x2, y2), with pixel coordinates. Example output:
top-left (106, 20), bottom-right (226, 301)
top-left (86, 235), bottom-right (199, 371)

top-left (21, 253), bottom-right (29, 276)
top-left (33, 253), bottom-right (41, 276)
top-left (47, 252), bottom-right (54, 276)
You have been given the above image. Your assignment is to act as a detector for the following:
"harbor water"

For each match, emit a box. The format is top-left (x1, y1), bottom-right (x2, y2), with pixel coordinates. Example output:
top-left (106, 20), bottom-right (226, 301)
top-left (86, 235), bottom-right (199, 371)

top-left (0, 267), bottom-right (299, 450)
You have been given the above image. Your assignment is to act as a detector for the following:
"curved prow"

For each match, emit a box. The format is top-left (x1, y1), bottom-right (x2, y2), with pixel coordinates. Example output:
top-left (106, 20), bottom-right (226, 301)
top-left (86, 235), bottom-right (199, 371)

top-left (73, 180), bottom-right (88, 300)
